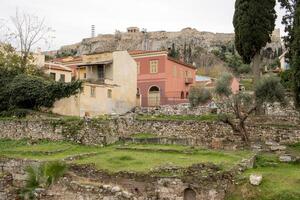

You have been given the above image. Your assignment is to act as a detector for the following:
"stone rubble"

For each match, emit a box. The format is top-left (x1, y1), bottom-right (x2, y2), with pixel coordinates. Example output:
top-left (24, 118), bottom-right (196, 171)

top-left (249, 174), bottom-right (263, 186)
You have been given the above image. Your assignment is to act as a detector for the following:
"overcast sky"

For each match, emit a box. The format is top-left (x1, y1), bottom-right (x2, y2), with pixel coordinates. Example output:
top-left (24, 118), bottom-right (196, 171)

top-left (0, 0), bottom-right (285, 50)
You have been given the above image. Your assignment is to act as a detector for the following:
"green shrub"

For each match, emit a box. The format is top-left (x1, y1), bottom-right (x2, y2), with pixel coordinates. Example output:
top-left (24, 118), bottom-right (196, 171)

top-left (0, 109), bottom-right (31, 118)
top-left (255, 76), bottom-right (286, 105)
top-left (215, 73), bottom-right (233, 96)
top-left (20, 161), bottom-right (67, 199)
top-left (280, 69), bottom-right (293, 90)
top-left (189, 86), bottom-right (212, 107)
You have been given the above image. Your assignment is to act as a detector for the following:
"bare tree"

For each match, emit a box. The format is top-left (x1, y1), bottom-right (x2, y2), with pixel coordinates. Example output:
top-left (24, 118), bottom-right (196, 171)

top-left (8, 10), bottom-right (53, 67)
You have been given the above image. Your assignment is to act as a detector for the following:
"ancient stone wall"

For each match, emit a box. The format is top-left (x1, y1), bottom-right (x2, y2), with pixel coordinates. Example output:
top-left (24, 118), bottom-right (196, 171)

top-left (0, 158), bottom-right (249, 200)
top-left (0, 116), bottom-right (299, 150)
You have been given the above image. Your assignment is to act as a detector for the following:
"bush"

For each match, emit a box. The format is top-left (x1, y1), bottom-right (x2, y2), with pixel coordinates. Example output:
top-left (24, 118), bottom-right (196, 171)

top-left (215, 73), bottom-right (233, 96)
top-left (280, 69), bottom-right (293, 90)
top-left (5, 74), bottom-right (82, 110)
top-left (0, 109), bottom-right (31, 118)
top-left (189, 86), bottom-right (212, 107)
top-left (20, 161), bottom-right (67, 199)
top-left (255, 76), bottom-right (286, 105)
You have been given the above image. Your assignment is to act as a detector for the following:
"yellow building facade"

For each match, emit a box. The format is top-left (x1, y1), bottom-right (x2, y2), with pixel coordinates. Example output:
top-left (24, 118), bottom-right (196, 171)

top-left (52, 51), bottom-right (137, 117)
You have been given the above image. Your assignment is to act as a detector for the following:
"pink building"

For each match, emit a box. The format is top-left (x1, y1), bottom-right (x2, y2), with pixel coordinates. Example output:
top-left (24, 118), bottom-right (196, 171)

top-left (130, 50), bottom-right (196, 107)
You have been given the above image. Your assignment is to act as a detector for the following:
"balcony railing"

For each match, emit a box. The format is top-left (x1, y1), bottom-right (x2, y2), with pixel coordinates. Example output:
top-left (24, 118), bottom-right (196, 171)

top-left (85, 78), bottom-right (105, 85)
top-left (185, 78), bottom-right (193, 84)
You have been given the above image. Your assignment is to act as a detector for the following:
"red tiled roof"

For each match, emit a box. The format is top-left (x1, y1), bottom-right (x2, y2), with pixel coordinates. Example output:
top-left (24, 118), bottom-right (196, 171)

top-left (44, 63), bottom-right (72, 72)
top-left (167, 57), bottom-right (196, 69)
top-left (129, 50), bottom-right (167, 55)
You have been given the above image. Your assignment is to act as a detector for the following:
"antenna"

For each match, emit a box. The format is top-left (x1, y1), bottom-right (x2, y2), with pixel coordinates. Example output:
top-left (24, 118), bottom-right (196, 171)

top-left (91, 25), bottom-right (95, 38)
top-left (142, 28), bottom-right (148, 50)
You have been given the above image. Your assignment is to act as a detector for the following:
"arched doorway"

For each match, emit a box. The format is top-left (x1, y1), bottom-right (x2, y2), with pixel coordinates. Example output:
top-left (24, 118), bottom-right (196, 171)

top-left (181, 91), bottom-right (185, 99)
top-left (184, 188), bottom-right (196, 200)
top-left (148, 86), bottom-right (160, 107)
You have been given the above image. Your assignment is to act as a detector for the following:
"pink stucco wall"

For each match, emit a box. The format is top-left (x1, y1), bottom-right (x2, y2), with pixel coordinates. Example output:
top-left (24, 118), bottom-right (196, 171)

top-left (134, 54), bottom-right (196, 107)
top-left (231, 77), bottom-right (240, 94)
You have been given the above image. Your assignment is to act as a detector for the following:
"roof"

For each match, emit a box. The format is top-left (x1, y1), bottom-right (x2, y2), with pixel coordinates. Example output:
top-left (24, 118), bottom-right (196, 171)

top-left (77, 60), bottom-right (113, 67)
top-left (129, 50), bottom-right (168, 56)
top-left (44, 63), bottom-right (72, 72)
top-left (129, 50), bottom-right (196, 69)
top-left (196, 75), bottom-right (213, 82)
top-left (167, 57), bottom-right (196, 69)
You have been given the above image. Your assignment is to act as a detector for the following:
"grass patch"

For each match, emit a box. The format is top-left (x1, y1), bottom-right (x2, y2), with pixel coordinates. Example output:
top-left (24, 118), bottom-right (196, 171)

top-left (136, 114), bottom-right (219, 122)
top-left (0, 139), bottom-right (252, 174)
top-left (240, 79), bottom-right (254, 91)
top-left (226, 153), bottom-right (300, 200)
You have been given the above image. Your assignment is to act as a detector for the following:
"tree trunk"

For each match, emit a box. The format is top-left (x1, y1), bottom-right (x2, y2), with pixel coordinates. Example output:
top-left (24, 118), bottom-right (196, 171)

top-left (252, 53), bottom-right (262, 83)
top-left (239, 121), bottom-right (250, 146)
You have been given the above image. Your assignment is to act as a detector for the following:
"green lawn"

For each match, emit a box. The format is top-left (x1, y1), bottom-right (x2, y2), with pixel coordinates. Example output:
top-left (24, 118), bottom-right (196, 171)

top-left (0, 139), bottom-right (252, 173)
top-left (226, 150), bottom-right (300, 200)
top-left (240, 79), bottom-right (254, 91)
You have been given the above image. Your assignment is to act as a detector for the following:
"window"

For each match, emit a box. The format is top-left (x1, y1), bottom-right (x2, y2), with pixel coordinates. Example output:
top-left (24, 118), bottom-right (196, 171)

top-left (180, 70), bottom-right (184, 78)
top-left (185, 71), bottom-right (188, 78)
top-left (59, 74), bottom-right (65, 82)
top-left (150, 60), bottom-right (158, 74)
top-left (188, 71), bottom-right (192, 78)
top-left (83, 73), bottom-right (87, 79)
top-left (50, 72), bottom-right (56, 81)
top-left (107, 89), bottom-right (112, 98)
top-left (173, 66), bottom-right (177, 77)
top-left (137, 62), bottom-right (140, 74)
top-left (90, 86), bottom-right (96, 97)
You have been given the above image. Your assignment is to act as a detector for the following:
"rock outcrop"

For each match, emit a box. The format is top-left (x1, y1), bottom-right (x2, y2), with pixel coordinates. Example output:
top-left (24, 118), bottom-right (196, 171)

top-left (60, 28), bottom-right (235, 56)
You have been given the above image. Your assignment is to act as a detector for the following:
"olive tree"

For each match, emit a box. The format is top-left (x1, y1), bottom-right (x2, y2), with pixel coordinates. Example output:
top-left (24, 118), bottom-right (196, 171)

top-left (215, 73), bottom-right (285, 145)
top-left (189, 86), bottom-right (212, 107)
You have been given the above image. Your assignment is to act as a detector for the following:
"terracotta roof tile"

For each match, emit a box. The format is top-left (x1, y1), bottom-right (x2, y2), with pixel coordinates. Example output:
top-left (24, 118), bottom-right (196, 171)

top-left (44, 63), bottom-right (72, 72)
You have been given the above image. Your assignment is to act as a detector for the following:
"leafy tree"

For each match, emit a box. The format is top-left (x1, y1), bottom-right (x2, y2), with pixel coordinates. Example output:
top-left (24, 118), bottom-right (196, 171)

top-left (168, 43), bottom-right (180, 59)
top-left (233, 0), bottom-right (277, 82)
top-left (7, 74), bottom-right (82, 110)
top-left (189, 86), bottom-right (212, 107)
top-left (0, 45), bottom-right (82, 113)
top-left (280, 69), bottom-right (294, 90)
top-left (279, 0), bottom-right (300, 108)
top-left (216, 74), bottom-right (285, 145)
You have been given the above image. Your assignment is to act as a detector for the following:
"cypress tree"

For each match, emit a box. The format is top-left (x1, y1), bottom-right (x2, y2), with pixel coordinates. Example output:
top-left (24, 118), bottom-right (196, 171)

top-left (291, 2), bottom-right (300, 108)
top-left (279, 0), bottom-right (300, 108)
top-left (233, 0), bottom-right (277, 82)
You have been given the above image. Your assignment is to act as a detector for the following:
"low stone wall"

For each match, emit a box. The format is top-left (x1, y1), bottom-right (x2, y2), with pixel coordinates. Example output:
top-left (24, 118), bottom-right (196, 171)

top-left (0, 172), bottom-right (15, 200)
top-left (0, 157), bottom-right (255, 200)
top-left (0, 117), bottom-right (299, 149)
top-left (135, 104), bottom-right (212, 116)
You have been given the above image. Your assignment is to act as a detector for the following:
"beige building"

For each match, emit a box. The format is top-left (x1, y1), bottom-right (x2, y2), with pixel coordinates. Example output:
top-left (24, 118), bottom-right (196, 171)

top-left (52, 51), bottom-right (137, 117)
top-left (43, 62), bottom-right (73, 82)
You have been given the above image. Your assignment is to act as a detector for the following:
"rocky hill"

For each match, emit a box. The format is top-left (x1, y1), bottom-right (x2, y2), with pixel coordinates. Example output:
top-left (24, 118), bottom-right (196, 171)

top-left (60, 27), bottom-right (234, 55)
top-left (57, 27), bottom-right (282, 75)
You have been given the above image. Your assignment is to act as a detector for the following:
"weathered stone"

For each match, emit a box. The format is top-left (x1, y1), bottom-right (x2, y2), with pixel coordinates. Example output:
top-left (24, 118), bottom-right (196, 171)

top-left (270, 145), bottom-right (287, 151)
top-left (111, 186), bottom-right (121, 193)
top-left (279, 155), bottom-right (293, 163)
top-left (249, 174), bottom-right (263, 186)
